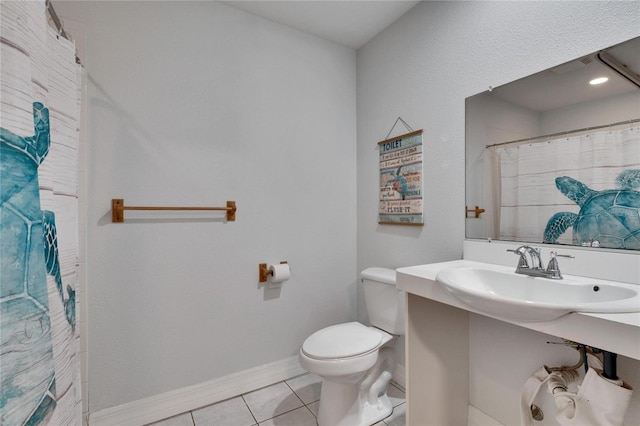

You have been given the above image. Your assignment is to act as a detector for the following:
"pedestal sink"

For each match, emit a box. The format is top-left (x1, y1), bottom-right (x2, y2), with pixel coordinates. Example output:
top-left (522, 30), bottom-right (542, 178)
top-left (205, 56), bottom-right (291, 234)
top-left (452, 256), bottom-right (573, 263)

top-left (436, 265), bottom-right (640, 322)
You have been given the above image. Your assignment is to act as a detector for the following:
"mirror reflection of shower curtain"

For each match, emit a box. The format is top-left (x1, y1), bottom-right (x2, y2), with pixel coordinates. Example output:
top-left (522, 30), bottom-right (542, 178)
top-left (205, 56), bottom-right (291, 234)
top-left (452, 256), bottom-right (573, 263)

top-left (0, 1), bottom-right (82, 424)
top-left (491, 126), bottom-right (640, 245)
top-left (483, 147), bottom-right (501, 240)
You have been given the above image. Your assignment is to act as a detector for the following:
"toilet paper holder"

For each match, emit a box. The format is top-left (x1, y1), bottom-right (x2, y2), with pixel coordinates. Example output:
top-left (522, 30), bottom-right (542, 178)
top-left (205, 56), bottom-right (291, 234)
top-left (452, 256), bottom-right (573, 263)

top-left (259, 261), bottom-right (288, 283)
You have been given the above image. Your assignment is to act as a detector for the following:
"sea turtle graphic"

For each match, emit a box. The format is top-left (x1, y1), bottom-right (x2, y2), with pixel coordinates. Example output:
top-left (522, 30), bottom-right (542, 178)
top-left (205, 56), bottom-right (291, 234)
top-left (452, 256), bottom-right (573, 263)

top-left (1, 102), bottom-right (76, 424)
top-left (543, 169), bottom-right (640, 249)
top-left (386, 167), bottom-right (408, 200)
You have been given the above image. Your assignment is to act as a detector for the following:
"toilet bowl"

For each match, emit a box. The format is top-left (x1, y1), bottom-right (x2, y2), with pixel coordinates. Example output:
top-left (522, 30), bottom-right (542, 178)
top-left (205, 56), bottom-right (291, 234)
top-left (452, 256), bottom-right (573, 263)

top-left (299, 268), bottom-right (404, 426)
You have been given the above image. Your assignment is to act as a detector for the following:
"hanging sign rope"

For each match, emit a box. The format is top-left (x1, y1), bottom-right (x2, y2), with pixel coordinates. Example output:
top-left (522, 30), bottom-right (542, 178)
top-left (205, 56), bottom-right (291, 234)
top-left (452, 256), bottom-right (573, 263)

top-left (385, 116), bottom-right (415, 140)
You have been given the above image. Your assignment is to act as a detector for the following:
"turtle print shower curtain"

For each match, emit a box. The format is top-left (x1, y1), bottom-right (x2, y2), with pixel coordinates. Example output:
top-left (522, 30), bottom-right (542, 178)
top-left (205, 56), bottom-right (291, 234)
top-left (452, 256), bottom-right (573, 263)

top-left (1, 1), bottom-right (82, 424)
top-left (495, 125), bottom-right (640, 249)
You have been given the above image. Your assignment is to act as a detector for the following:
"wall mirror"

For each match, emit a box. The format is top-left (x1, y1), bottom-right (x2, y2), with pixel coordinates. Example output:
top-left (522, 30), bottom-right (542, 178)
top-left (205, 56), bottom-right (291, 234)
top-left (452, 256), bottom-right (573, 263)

top-left (466, 36), bottom-right (640, 251)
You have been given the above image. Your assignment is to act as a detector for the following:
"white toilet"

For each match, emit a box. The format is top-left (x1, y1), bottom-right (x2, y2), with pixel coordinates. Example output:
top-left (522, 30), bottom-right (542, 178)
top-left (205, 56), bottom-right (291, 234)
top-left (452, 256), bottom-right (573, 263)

top-left (299, 267), bottom-right (404, 426)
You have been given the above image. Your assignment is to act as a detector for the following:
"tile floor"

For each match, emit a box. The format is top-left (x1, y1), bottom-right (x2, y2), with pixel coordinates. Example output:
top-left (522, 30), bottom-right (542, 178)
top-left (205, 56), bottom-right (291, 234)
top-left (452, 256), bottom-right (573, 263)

top-left (147, 373), bottom-right (406, 426)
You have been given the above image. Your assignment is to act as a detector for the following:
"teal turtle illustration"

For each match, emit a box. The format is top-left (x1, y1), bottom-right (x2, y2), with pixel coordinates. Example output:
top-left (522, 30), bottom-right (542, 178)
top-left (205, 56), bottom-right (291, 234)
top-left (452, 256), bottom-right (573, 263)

top-left (543, 169), bottom-right (640, 249)
top-left (1, 103), bottom-right (76, 424)
top-left (386, 167), bottom-right (408, 200)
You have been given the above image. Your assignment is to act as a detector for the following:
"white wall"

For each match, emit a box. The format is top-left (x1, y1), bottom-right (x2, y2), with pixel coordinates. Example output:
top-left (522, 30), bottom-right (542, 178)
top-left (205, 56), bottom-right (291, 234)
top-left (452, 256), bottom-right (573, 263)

top-left (357, 1), bottom-right (640, 425)
top-left (465, 94), bottom-right (540, 239)
top-left (357, 0), bottom-right (639, 272)
top-left (541, 91), bottom-right (640, 134)
top-left (57, 1), bottom-right (357, 413)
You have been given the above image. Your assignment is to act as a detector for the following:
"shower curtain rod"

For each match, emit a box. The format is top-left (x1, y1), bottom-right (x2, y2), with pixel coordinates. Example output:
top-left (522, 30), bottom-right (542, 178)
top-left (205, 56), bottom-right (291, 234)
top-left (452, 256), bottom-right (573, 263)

top-left (46, 0), bottom-right (68, 41)
top-left (486, 117), bottom-right (640, 149)
top-left (46, 0), bottom-right (82, 64)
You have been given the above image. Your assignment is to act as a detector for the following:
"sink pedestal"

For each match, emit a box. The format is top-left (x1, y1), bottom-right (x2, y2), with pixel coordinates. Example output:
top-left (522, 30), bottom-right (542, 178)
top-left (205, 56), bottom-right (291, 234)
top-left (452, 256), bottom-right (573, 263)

top-left (406, 295), bottom-right (469, 425)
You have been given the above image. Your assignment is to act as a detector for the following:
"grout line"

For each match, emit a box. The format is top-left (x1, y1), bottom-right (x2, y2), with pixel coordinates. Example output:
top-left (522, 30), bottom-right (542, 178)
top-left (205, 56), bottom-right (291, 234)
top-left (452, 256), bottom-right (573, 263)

top-left (260, 404), bottom-right (317, 425)
top-left (302, 405), bottom-right (319, 425)
top-left (240, 394), bottom-right (259, 425)
top-left (244, 379), bottom-right (308, 425)
top-left (283, 379), bottom-right (303, 402)
top-left (158, 375), bottom-right (404, 426)
top-left (283, 376), bottom-right (321, 423)
top-left (390, 380), bottom-right (405, 393)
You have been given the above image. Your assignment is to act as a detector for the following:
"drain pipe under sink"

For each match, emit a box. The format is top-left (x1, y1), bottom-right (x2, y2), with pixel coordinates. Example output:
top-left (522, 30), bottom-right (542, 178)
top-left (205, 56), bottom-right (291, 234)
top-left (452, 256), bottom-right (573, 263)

top-left (521, 345), bottom-right (633, 426)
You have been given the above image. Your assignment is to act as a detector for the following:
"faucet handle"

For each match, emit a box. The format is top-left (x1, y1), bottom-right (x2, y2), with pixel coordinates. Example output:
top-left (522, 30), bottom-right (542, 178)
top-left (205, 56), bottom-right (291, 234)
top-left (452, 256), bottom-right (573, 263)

top-left (507, 248), bottom-right (529, 268)
top-left (507, 245), bottom-right (528, 253)
top-left (546, 251), bottom-right (574, 279)
top-left (552, 251), bottom-right (575, 259)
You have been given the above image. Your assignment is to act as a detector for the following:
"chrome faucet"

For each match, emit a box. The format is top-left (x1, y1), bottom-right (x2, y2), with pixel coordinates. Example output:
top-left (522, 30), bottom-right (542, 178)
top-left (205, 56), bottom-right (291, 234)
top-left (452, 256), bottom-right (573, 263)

top-left (506, 246), bottom-right (574, 279)
top-left (507, 245), bottom-right (541, 269)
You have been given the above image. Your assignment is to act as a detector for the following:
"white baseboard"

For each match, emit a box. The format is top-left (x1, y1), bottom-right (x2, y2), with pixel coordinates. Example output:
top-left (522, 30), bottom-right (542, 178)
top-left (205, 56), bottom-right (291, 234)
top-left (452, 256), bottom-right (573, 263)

top-left (89, 356), bottom-right (306, 426)
top-left (468, 405), bottom-right (504, 426)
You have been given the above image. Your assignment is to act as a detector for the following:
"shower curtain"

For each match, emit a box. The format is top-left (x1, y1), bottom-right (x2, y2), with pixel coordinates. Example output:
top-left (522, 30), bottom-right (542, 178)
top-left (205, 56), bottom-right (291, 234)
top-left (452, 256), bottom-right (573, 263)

top-left (1, 1), bottom-right (82, 424)
top-left (494, 125), bottom-right (640, 247)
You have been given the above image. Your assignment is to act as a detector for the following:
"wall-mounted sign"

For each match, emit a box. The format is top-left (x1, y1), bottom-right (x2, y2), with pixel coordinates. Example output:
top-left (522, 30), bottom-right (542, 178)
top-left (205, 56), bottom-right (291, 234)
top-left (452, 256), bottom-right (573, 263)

top-left (378, 129), bottom-right (424, 226)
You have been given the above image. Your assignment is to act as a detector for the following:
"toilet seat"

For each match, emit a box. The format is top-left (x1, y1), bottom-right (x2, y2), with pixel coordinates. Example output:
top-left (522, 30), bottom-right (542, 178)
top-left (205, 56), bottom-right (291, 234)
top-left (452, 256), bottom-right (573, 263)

top-left (302, 322), bottom-right (385, 360)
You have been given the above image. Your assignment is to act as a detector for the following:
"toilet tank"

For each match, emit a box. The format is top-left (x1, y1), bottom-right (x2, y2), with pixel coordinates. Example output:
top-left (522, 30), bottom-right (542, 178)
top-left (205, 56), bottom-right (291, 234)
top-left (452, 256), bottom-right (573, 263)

top-left (361, 267), bottom-right (405, 335)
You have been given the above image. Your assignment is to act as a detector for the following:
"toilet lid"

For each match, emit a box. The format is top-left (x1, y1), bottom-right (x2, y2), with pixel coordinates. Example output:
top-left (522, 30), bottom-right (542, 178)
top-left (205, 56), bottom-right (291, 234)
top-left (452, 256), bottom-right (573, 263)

top-left (302, 322), bottom-right (382, 359)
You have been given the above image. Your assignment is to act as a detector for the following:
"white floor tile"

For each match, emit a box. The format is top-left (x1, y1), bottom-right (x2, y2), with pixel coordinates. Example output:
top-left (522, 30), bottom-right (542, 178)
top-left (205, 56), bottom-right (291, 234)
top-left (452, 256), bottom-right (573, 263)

top-left (382, 402), bottom-right (406, 426)
top-left (146, 412), bottom-right (194, 426)
top-left (285, 374), bottom-right (322, 405)
top-left (387, 383), bottom-right (406, 407)
top-left (146, 374), bottom-right (405, 426)
top-left (192, 396), bottom-right (256, 426)
top-left (243, 382), bottom-right (304, 423)
top-left (306, 400), bottom-right (319, 418)
top-left (258, 407), bottom-right (317, 426)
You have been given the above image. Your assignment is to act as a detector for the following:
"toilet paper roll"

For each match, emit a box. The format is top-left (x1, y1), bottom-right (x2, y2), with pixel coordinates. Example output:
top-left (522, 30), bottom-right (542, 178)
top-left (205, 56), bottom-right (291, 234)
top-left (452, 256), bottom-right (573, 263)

top-left (269, 263), bottom-right (290, 283)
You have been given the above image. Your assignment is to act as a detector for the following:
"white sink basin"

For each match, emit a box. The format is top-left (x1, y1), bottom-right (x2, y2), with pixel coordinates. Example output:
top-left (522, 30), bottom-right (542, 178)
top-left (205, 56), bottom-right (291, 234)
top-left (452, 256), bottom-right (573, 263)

top-left (436, 266), bottom-right (640, 322)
